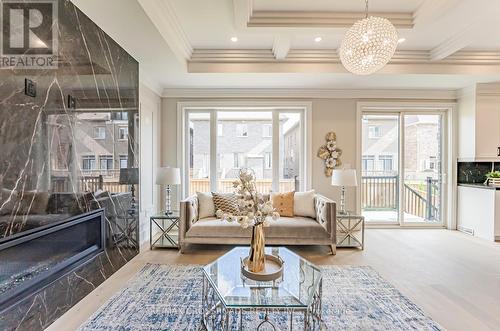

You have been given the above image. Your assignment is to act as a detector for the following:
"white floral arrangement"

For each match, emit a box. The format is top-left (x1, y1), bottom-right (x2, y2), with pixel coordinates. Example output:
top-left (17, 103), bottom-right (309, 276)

top-left (216, 168), bottom-right (279, 228)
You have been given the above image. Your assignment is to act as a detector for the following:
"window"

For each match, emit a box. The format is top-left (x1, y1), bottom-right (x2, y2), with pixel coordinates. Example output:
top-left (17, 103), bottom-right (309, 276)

top-left (119, 155), bottom-right (128, 169)
top-left (362, 155), bottom-right (375, 171)
top-left (264, 152), bottom-right (272, 169)
top-left (93, 127), bottom-right (105, 139)
top-left (99, 155), bottom-right (113, 170)
top-left (111, 112), bottom-right (128, 121)
top-left (234, 153), bottom-right (245, 168)
top-left (118, 127), bottom-right (128, 140)
top-left (379, 155), bottom-right (393, 172)
top-left (187, 113), bottom-right (210, 196)
top-left (217, 123), bottom-right (223, 137)
top-left (184, 108), bottom-right (307, 195)
top-left (236, 124), bottom-right (248, 137)
top-left (424, 156), bottom-right (437, 171)
top-left (368, 125), bottom-right (381, 139)
top-left (82, 155), bottom-right (96, 170)
top-left (262, 124), bottom-right (272, 137)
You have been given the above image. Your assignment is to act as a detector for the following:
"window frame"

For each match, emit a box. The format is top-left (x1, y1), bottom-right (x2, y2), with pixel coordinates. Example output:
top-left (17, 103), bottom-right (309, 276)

top-left (118, 126), bottom-right (129, 140)
top-left (93, 126), bottom-right (106, 140)
top-left (82, 155), bottom-right (96, 171)
top-left (178, 102), bottom-right (312, 198)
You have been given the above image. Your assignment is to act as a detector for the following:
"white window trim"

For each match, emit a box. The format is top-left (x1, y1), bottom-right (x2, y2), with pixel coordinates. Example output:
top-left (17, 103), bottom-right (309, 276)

top-left (177, 101), bottom-right (312, 199)
top-left (356, 101), bottom-right (457, 230)
top-left (93, 126), bottom-right (106, 140)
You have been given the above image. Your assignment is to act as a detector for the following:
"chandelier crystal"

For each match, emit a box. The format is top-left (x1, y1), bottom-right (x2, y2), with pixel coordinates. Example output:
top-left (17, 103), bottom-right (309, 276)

top-left (339, 1), bottom-right (398, 75)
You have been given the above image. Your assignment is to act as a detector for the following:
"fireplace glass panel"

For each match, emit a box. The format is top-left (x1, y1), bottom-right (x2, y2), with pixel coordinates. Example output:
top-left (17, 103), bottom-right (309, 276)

top-left (0, 212), bottom-right (104, 308)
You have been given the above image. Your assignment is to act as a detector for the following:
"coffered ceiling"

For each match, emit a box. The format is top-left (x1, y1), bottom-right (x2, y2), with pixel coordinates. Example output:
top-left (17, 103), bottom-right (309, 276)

top-left (72, 0), bottom-right (500, 94)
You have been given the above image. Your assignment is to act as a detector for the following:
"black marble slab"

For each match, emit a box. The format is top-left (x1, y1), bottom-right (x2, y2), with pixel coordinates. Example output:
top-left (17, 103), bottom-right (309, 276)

top-left (457, 162), bottom-right (500, 184)
top-left (0, 1), bottom-right (139, 330)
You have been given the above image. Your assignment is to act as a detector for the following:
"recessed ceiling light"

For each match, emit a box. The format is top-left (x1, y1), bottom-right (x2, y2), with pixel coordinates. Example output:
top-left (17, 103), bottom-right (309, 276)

top-left (314, 37), bottom-right (322, 43)
top-left (230, 37), bottom-right (238, 42)
top-left (398, 37), bottom-right (406, 44)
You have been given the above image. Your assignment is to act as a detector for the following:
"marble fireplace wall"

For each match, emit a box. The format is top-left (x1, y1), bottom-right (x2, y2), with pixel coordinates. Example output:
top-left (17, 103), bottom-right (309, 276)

top-left (0, 1), bottom-right (139, 330)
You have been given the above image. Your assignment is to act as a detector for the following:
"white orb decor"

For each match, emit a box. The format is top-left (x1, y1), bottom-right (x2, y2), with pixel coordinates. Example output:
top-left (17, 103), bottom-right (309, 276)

top-left (339, 16), bottom-right (398, 75)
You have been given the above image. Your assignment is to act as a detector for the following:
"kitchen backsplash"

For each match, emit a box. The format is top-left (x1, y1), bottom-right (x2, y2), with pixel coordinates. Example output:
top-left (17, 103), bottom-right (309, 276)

top-left (457, 162), bottom-right (500, 184)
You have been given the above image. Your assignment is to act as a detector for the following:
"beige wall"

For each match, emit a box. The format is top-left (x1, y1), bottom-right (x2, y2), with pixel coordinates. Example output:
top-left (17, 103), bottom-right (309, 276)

top-left (139, 83), bottom-right (162, 247)
top-left (160, 98), bottom-right (359, 211)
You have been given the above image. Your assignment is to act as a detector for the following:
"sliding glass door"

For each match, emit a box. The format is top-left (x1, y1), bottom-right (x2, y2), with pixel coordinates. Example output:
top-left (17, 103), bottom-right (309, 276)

top-left (361, 114), bottom-right (400, 224)
top-left (361, 111), bottom-right (446, 226)
top-left (402, 114), bottom-right (443, 224)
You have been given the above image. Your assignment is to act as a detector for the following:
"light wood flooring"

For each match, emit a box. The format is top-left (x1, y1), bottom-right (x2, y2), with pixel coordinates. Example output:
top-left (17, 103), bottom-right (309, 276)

top-left (46, 229), bottom-right (500, 331)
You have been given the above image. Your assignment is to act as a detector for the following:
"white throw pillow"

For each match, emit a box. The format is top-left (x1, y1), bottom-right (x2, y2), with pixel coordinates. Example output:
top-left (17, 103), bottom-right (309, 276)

top-left (294, 190), bottom-right (316, 219)
top-left (197, 192), bottom-right (215, 219)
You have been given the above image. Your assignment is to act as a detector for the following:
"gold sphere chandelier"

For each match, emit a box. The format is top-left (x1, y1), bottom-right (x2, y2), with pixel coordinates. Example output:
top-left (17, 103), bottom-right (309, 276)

top-left (339, 0), bottom-right (399, 75)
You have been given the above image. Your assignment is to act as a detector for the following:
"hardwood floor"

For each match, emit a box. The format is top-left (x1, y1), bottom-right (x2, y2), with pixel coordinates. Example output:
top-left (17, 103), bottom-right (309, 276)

top-left (46, 229), bottom-right (500, 331)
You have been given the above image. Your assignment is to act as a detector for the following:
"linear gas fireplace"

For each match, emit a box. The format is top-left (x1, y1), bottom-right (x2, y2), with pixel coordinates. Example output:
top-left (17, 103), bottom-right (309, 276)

top-left (0, 210), bottom-right (105, 312)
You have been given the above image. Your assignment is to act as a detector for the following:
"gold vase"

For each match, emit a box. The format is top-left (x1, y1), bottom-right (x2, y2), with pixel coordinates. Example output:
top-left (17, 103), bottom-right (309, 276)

top-left (248, 223), bottom-right (266, 273)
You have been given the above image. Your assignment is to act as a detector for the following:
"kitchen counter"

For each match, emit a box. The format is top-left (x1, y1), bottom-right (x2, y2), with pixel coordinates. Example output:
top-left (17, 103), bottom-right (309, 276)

top-left (457, 183), bottom-right (500, 190)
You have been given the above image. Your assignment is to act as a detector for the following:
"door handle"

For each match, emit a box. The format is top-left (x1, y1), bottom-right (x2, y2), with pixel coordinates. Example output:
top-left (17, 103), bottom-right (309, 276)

top-left (498, 147), bottom-right (500, 157)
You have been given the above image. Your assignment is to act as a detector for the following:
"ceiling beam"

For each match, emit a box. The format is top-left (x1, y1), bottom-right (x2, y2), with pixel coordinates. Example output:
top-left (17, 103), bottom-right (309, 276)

top-left (272, 35), bottom-right (291, 60)
top-left (137, 0), bottom-right (192, 64)
top-left (248, 11), bottom-right (414, 29)
top-left (413, 0), bottom-right (462, 26)
top-left (233, 0), bottom-right (253, 30)
top-left (430, 21), bottom-right (480, 61)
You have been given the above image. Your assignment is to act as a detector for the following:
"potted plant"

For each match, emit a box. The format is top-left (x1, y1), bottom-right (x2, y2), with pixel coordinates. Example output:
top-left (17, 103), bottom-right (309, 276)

top-left (486, 171), bottom-right (500, 186)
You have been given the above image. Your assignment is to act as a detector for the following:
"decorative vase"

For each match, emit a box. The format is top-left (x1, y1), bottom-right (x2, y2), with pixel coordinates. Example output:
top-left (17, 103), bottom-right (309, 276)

top-left (248, 222), bottom-right (266, 273)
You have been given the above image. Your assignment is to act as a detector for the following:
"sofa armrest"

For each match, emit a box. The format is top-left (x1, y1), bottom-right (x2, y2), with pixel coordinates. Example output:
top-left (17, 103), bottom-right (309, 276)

top-left (315, 194), bottom-right (336, 242)
top-left (179, 195), bottom-right (198, 242)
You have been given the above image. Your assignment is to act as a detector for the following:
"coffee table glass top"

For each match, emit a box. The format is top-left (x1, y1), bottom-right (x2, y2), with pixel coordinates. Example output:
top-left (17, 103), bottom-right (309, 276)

top-left (202, 247), bottom-right (322, 308)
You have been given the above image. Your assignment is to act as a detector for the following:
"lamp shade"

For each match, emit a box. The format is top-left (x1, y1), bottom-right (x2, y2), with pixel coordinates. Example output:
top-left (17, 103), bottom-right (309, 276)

top-left (119, 168), bottom-right (139, 185)
top-left (156, 167), bottom-right (181, 185)
top-left (331, 169), bottom-right (358, 187)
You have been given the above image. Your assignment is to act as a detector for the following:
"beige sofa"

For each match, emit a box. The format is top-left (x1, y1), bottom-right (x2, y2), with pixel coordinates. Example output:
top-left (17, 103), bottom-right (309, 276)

top-left (179, 194), bottom-right (337, 255)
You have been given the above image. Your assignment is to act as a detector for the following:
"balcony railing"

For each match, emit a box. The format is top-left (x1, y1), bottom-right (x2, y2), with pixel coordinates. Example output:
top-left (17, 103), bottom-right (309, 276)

top-left (362, 175), bottom-right (439, 220)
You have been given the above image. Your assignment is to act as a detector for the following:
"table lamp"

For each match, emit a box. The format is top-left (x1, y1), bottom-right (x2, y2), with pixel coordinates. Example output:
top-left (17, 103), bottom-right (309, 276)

top-left (331, 169), bottom-right (358, 215)
top-left (119, 168), bottom-right (139, 212)
top-left (156, 167), bottom-right (181, 215)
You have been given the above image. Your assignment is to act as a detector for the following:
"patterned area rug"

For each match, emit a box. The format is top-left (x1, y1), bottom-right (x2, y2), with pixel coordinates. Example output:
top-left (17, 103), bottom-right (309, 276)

top-left (79, 264), bottom-right (443, 331)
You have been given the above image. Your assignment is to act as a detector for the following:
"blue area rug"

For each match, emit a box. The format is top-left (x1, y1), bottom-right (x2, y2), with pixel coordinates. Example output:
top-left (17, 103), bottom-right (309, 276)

top-left (79, 264), bottom-right (443, 330)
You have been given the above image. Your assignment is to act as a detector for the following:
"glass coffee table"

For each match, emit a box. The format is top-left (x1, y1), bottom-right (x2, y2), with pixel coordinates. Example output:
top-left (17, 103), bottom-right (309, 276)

top-left (202, 247), bottom-right (323, 330)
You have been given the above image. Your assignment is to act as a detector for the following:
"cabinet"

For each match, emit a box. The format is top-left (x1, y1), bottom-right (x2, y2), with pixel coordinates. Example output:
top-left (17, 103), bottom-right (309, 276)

top-left (457, 186), bottom-right (500, 241)
top-left (458, 83), bottom-right (500, 160)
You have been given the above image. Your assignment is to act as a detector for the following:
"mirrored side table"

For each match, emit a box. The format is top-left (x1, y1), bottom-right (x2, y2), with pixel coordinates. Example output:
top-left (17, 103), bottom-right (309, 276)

top-left (336, 211), bottom-right (364, 249)
top-left (150, 211), bottom-right (180, 249)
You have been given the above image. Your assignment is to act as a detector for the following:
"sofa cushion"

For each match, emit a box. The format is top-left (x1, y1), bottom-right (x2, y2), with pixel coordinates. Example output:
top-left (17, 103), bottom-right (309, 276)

top-left (294, 190), bottom-right (316, 219)
top-left (197, 192), bottom-right (215, 219)
top-left (271, 191), bottom-right (295, 217)
top-left (212, 192), bottom-right (239, 214)
top-left (187, 216), bottom-right (329, 239)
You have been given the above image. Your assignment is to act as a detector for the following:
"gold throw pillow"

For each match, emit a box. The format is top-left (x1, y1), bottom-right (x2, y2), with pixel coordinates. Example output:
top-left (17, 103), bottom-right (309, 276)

top-left (271, 191), bottom-right (295, 217)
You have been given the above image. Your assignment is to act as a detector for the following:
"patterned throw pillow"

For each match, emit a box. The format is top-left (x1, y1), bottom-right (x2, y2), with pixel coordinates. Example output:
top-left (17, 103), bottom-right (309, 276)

top-left (212, 192), bottom-right (239, 215)
top-left (271, 191), bottom-right (295, 217)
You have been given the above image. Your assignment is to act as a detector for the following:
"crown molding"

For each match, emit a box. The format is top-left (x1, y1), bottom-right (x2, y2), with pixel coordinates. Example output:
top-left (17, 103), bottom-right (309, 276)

top-left (248, 10), bottom-right (414, 29)
top-left (137, 0), bottom-right (192, 64)
top-left (161, 88), bottom-right (457, 100)
top-left (188, 49), bottom-right (500, 73)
